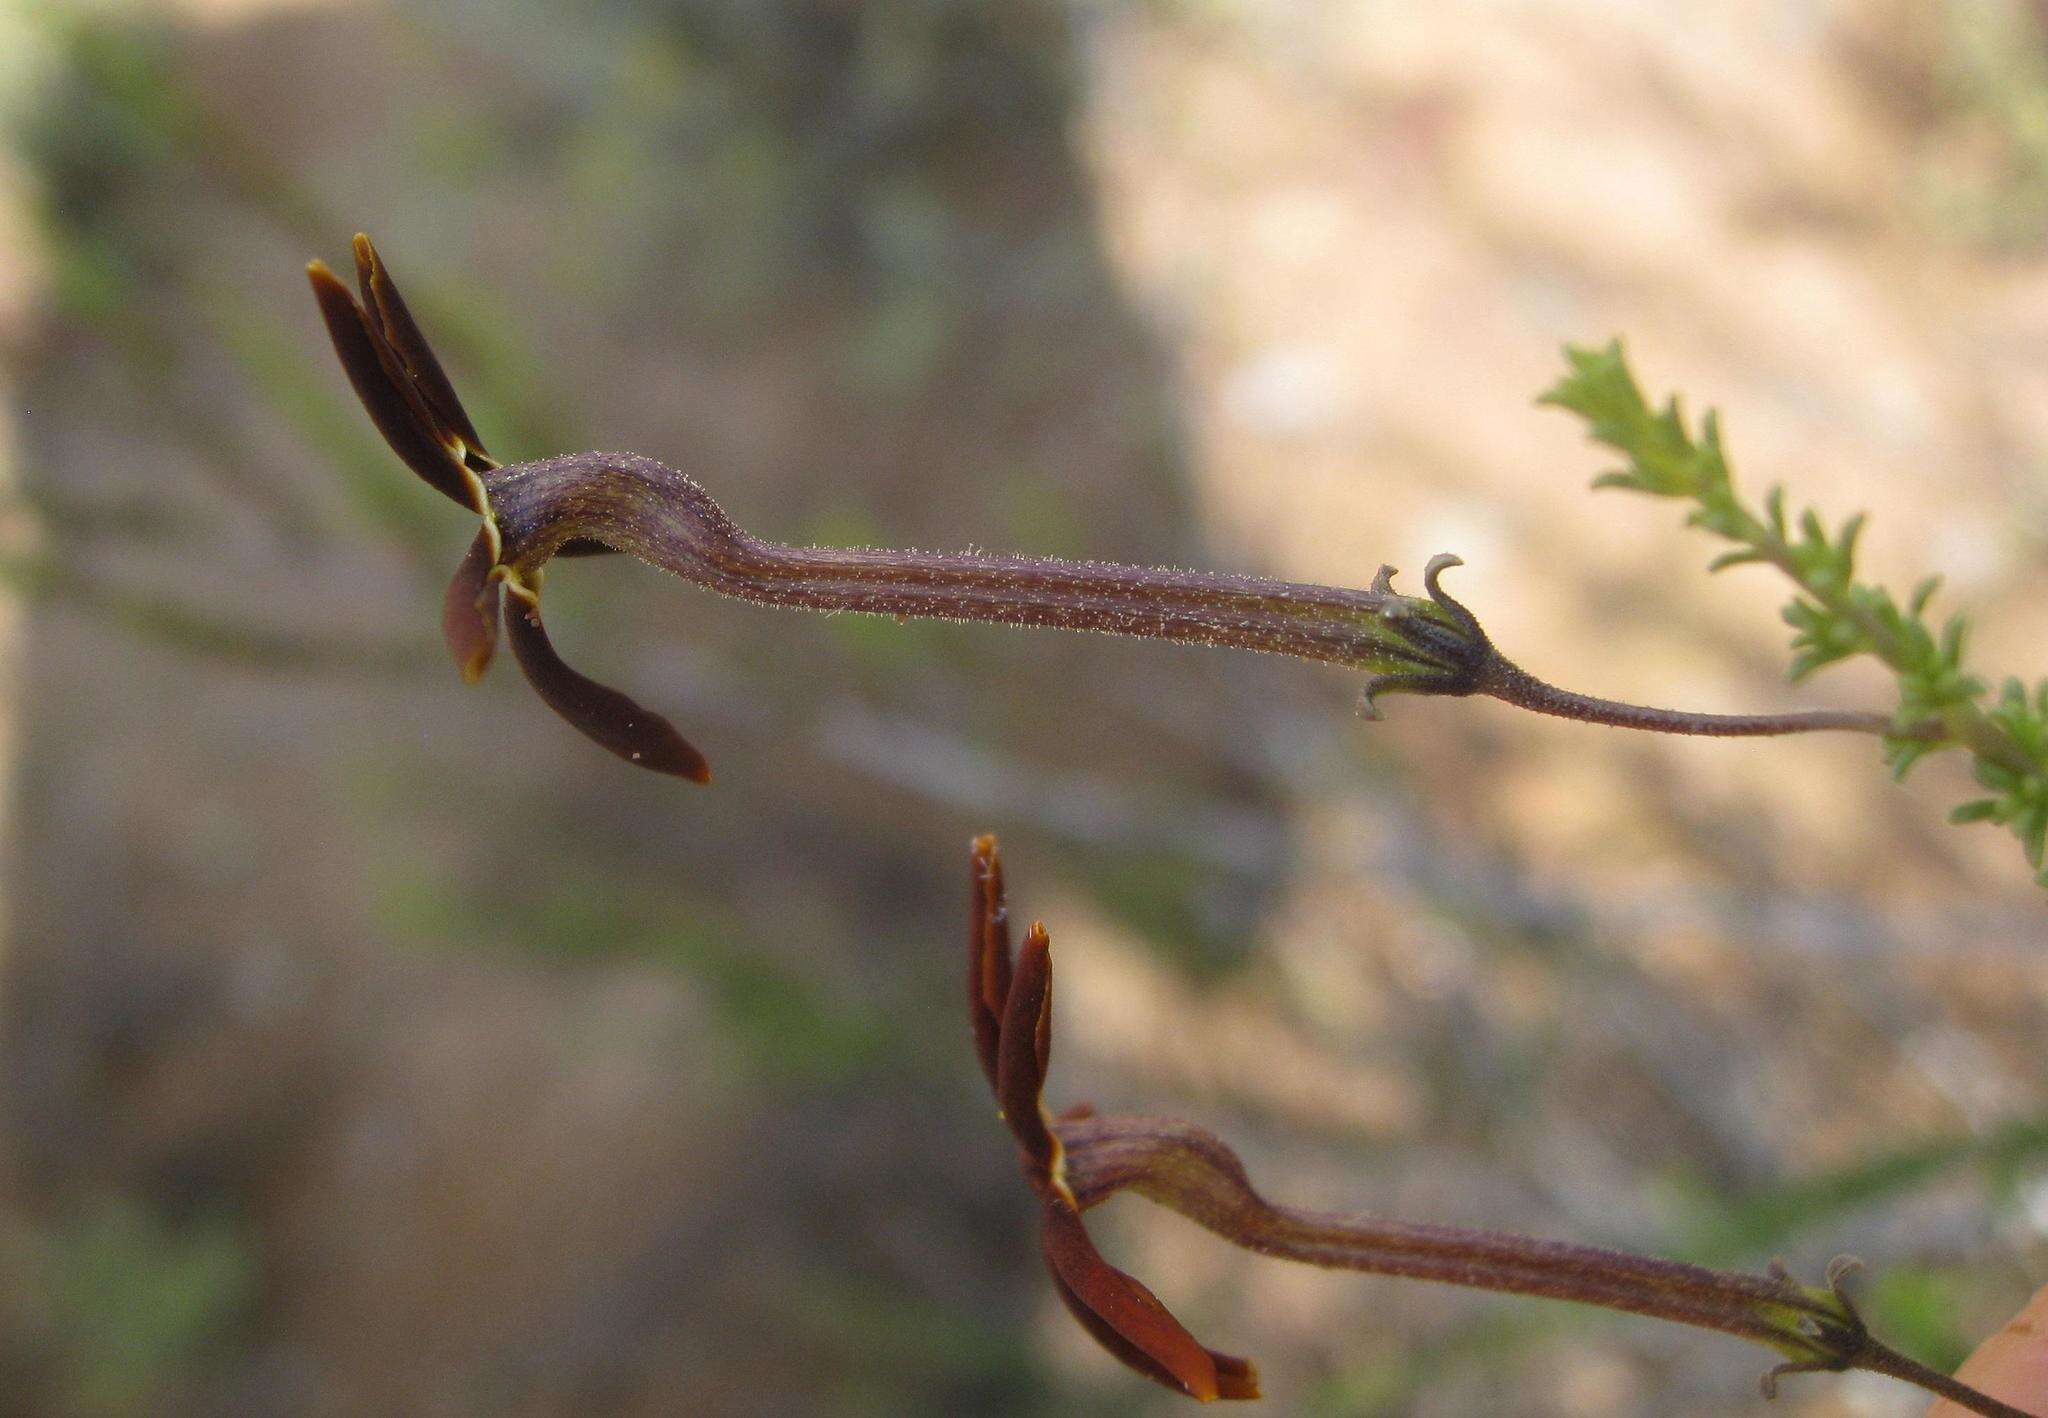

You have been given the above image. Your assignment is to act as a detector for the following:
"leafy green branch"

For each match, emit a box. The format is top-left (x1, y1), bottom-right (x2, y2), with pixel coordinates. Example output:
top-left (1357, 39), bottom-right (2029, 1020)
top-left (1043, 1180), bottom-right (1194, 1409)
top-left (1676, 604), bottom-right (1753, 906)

top-left (1541, 341), bottom-right (2048, 885)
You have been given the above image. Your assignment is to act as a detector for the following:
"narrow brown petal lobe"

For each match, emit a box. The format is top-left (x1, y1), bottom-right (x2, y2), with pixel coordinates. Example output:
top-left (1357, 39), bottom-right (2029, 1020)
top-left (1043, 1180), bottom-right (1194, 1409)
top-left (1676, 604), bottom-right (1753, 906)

top-left (503, 595), bottom-right (711, 782)
top-left (442, 529), bottom-right (501, 683)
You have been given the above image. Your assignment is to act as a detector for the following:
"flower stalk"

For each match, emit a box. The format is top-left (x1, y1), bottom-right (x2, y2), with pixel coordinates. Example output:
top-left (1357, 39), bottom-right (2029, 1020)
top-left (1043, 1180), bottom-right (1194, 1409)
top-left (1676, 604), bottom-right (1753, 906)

top-left (967, 835), bottom-right (2036, 1415)
top-left (308, 235), bottom-right (1919, 781)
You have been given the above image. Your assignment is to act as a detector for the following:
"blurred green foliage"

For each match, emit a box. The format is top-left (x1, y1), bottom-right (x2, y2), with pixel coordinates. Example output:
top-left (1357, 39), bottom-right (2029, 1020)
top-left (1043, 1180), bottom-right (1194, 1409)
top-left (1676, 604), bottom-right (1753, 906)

top-left (1863, 1263), bottom-right (1977, 1375)
top-left (1920, 0), bottom-right (2048, 248)
top-left (44, 1201), bottom-right (255, 1416)
top-left (371, 851), bottom-right (891, 1087)
top-left (1663, 1117), bottom-right (2048, 1262)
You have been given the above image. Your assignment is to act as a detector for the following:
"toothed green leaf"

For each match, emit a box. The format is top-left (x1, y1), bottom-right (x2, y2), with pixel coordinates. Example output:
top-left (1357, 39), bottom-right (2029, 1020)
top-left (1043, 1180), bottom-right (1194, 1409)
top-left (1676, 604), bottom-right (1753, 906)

top-left (1544, 339), bottom-right (2048, 887)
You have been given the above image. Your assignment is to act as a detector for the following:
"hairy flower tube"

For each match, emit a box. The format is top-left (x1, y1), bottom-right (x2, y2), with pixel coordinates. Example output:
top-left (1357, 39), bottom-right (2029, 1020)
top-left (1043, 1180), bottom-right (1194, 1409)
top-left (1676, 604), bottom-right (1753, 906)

top-left (307, 235), bottom-right (1920, 783)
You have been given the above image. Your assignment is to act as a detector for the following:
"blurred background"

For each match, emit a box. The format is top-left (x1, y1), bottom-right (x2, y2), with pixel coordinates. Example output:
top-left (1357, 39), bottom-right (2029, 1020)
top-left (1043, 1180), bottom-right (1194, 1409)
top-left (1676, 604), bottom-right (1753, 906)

top-left (0, 0), bottom-right (2044, 1413)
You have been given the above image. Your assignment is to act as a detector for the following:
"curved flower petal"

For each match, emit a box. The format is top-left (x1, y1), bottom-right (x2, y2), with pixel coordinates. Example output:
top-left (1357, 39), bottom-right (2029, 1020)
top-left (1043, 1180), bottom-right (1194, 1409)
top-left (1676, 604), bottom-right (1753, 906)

top-left (307, 260), bottom-right (474, 508)
top-left (503, 594), bottom-right (710, 782)
top-left (1041, 1200), bottom-right (1259, 1402)
top-left (442, 528), bottom-right (502, 683)
top-left (352, 234), bottom-right (491, 467)
top-left (995, 923), bottom-right (1056, 1172)
top-left (968, 839), bottom-right (1258, 1402)
top-left (968, 834), bottom-right (1013, 1095)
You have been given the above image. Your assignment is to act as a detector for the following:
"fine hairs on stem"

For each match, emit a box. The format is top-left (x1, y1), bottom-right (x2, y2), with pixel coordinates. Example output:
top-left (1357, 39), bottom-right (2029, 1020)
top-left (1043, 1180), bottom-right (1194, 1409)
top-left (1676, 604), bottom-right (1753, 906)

top-left (309, 235), bottom-right (1924, 783)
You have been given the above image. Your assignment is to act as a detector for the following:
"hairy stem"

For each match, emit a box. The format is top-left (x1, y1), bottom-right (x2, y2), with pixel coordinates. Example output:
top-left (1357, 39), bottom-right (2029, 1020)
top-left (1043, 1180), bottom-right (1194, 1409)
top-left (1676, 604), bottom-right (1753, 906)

top-left (484, 453), bottom-right (1458, 672)
top-left (482, 451), bottom-right (1904, 739)
top-left (1057, 1114), bottom-right (2037, 1418)
top-left (1060, 1116), bottom-right (1846, 1350)
top-left (1855, 1343), bottom-right (2038, 1418)
top-left (1483, 660), bottom-right (1926, 739)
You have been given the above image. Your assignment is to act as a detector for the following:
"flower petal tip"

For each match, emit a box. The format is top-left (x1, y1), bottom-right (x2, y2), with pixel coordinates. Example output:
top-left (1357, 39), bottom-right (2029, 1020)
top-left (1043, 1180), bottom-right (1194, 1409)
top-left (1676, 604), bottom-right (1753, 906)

top-left (503, 596), bottom-right (712, 782)
top-left (443, 532), bottom-right (502, 684)
top-left (1212, 1355), bottom-right (1260, 1401)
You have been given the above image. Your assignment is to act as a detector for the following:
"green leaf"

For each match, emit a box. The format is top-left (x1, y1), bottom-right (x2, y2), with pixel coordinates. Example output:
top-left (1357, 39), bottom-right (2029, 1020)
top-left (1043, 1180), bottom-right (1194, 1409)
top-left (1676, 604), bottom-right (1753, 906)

top-left (1886, 738), bottom-right (1936, 781)
top-left (1542, 341), bottom-right (2047, 888)
top-left (2020, 810), bottom-right (2046, 868)
top-left (1707, 548), bottom-right (1766, 573)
